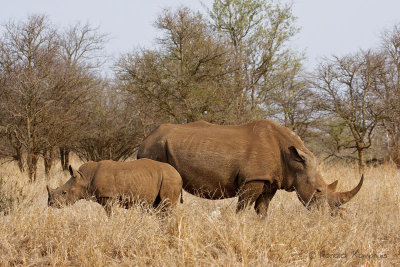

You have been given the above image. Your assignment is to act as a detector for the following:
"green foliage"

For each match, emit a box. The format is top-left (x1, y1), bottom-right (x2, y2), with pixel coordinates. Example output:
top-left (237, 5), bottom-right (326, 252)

top-left (118, 1), bottom-right (302, 125)
top-left (210, 0), bottom-right (265, 45)
top-left (318, 118), bottom-right (356, 160)
top-left (117, 7), bottom-right (237, 124)
top-left (209, 0), bottom-right (302, 120)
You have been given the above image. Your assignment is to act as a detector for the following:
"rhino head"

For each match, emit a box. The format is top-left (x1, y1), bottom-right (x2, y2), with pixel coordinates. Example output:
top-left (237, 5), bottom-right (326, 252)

top-left (46, 165), bottom-right (88, 208)
top-left (286, 146), bottom-right (363, 212)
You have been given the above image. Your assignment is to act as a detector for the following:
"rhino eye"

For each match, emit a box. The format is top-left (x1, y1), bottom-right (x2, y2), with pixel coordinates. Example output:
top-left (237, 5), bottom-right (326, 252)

top-left (62, 191), bottom-right (67, 195)
top-left (316, 189), bottom-right (322, 193)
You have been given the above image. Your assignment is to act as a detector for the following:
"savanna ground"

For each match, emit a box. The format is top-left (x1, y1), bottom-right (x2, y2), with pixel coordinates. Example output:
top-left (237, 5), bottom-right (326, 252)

top-left (0, 158), bottom-right (399, 266)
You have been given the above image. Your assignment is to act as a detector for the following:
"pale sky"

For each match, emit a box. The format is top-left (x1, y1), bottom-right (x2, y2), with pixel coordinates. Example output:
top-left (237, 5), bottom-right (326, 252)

top-left (1, 0), bottom-right (400, 71)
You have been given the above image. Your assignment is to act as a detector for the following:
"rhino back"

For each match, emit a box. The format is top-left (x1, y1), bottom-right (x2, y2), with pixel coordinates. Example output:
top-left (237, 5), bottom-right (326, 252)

top-left (138, 120), bottom-right (303, 198)
top-left (90, 159), bottom-right (163, 203)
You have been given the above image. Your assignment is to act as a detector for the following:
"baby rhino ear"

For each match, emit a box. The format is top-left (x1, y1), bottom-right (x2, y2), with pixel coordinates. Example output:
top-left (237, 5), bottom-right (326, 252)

top-left (68, 165), bottom-right (79, 178)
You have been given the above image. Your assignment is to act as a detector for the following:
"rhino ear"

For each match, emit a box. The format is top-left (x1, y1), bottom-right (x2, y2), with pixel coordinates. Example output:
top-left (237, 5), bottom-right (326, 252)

top-left (69, 165), bottom-right (79, 178)
top-left (288, 146), bottom-right (307, 163)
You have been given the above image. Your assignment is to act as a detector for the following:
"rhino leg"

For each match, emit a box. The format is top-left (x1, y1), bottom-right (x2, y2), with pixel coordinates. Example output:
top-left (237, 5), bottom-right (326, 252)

top-left (236, 181), bottom-right (265, 213)
top-left (98, 197), bottom-right (114, 217)
top-left (254, 183), bottom-right (277, 217)
top-left (157, 175), bottom-right (182, 211)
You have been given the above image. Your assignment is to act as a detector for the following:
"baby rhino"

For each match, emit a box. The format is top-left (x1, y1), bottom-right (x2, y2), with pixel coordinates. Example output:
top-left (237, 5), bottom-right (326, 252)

top-left (46, 159), bottom-right (183, 214)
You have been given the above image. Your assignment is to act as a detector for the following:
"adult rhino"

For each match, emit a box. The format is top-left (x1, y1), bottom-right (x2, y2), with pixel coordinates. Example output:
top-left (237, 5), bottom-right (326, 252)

top-left (46, 159), bottom-right (183, 214)
top-left (137, 120), bottom-right (363, 216)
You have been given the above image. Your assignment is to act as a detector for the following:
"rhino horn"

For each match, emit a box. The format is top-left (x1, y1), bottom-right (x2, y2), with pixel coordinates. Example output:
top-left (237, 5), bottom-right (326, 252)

top-left (327, 180), bottom-right (338, 191)
top-left (332, 174), bottom-right (364, 207)
top-left (46, 185), bottom-right (52, 195)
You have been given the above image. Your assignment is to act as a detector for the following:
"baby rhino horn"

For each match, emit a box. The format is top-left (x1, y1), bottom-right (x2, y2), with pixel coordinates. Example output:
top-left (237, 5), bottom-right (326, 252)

top-left (46, 185), bottom-right (53, 197)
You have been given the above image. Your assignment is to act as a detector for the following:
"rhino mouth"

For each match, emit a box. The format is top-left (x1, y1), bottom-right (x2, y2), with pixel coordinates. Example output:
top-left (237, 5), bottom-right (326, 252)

top-left (48, 201), bottom-right (62, 208)
top-left (46, 185), bottom-right (67, 208)
top-left (286, 186), bottom-right (296, 192)
top-left (294, 187), bottom-right (318, 210)
top-left (47, 198), bottom-right (66, 208)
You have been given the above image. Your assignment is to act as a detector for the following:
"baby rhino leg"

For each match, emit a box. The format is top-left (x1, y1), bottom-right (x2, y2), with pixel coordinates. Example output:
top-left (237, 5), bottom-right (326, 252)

top-left (158, 171), bottom-right (183, 210)
top-left (98, 197), bottom-right (114, 216)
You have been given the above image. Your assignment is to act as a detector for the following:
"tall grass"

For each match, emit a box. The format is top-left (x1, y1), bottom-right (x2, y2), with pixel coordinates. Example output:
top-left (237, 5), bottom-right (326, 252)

top-left (0, 159), bottom-right (399, 266)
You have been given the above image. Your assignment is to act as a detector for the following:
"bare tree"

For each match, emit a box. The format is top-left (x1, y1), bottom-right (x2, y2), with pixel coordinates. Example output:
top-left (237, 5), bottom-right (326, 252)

top-left (312, 50), bottom-right (386, 171)
top-left (268, 55), bottom-right (316, 140)
top-left (59, 21), bottom-right (108, 69)
top-left (0, 15), bottom-right (106, 180)
top-left (377, 24), bottom-right (400, 164)
top-left (55, 21), bottom-right (108, 170)
top-left (0, 15), bottom-right (60, 180)
top-left (72, 81), bottom-right (144, 162)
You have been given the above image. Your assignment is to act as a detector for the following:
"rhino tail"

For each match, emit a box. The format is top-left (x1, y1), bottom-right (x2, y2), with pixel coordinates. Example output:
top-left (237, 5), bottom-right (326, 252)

top-left (180, 188), bottom-right (183, 204)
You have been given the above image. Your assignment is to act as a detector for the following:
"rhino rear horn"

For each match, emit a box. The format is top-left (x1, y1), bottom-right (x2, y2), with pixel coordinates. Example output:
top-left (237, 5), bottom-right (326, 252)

top-left (333, 174), bottom-right (364, 207)
top-left (327, 180), bottom-right (338, 191)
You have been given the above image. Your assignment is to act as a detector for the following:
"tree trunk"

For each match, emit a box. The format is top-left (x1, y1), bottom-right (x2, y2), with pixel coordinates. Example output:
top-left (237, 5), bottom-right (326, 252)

top-left (389, 132), bottom-right (400, 166)
top-left (356, 143), bottom-right (365, 172)
top-left (27, 152), bottom-right (39, 182)
top-left (60, 147), bottom-right (70, 171)
top-left (14, 145), bottom-right (25, 172)
top-left (60, 147), bottom-right (65, 169)
top-left (8, 132), bottom-right (25, 172)
top-left (43, 147), bottom-right (55, 177)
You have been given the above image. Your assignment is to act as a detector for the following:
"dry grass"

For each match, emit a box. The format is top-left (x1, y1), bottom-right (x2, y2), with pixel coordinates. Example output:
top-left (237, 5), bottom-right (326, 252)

top-left (0, 159), bottom-right (399, 266)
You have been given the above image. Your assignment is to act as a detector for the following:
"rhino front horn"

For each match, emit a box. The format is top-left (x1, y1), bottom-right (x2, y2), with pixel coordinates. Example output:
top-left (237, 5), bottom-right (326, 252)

top-left (332, 174), bottom-right (364, 207)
